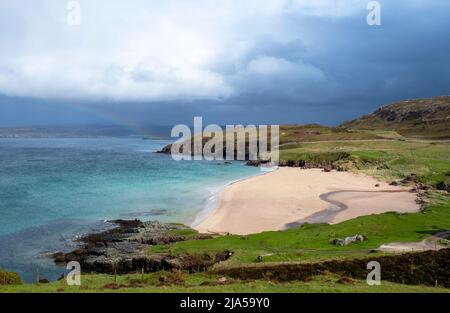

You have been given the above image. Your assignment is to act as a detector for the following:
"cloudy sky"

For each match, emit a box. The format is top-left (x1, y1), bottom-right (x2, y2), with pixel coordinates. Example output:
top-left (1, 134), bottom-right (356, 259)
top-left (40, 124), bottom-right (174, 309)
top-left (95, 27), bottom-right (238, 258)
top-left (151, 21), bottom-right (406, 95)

top-left (0, 0), bottom-right (449, 127)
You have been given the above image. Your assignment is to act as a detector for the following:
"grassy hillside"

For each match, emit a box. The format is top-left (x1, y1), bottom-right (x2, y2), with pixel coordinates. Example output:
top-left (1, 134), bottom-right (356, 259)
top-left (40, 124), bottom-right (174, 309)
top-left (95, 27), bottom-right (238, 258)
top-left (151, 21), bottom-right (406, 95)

top-left (279, 139), bottom-right (450, 188)
top-left (160, 124), bottom-right (383, 157)
top-left (278, 124), bottom-right (381, 144)
top-left (162, 96), bottom-right (450, 158)
top-left (341, 96), bottom-right (450, 139)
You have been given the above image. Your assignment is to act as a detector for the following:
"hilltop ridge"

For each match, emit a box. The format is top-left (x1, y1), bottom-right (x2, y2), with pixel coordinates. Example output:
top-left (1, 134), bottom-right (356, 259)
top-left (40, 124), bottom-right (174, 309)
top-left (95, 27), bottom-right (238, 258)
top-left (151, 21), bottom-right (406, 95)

top-left (341, 96), bottom-right (450, 139)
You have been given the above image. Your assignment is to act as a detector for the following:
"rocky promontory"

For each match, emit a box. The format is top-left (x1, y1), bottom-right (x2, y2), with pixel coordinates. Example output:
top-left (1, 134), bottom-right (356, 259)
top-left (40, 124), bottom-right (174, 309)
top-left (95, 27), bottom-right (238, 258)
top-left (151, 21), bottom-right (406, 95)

top-left (52, 220), bottom-right (232, 274)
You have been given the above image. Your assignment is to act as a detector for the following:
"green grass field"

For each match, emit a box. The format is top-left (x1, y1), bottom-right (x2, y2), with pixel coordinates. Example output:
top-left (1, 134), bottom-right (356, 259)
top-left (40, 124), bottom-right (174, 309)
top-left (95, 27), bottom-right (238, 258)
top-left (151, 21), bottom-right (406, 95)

top-left (2, 272), bottom-right (449, 293)
top-left (279, 139), bottom-right (450, 186)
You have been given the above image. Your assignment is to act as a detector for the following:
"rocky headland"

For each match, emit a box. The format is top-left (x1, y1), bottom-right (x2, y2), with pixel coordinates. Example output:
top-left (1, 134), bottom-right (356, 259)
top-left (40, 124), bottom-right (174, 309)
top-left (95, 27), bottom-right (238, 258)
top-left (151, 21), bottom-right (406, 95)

top-left (51, 220), bottom-right (231, 274)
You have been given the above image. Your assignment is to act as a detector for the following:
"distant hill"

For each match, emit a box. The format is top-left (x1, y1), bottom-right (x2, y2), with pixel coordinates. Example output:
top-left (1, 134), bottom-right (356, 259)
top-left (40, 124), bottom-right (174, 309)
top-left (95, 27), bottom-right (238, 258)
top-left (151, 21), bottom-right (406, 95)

top-left (0, 125), bottom-right (173, 139)
top-left (341, 96), bottom-right (450, 139)
top-left (158, 123), bottom-right (383, 158)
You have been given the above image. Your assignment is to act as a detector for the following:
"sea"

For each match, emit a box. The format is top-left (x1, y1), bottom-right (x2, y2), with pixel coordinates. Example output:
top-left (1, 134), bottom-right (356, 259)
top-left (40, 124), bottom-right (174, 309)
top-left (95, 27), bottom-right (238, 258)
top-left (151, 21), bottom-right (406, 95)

top-left (0, 138), bottom-right (260, 282)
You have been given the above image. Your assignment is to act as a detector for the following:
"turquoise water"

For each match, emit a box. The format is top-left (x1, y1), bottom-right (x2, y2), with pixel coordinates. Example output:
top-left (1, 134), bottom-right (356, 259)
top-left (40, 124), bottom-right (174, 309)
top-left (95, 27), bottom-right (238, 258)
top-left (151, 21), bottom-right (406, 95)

top-left (0, 138), bottom-right (260, 282)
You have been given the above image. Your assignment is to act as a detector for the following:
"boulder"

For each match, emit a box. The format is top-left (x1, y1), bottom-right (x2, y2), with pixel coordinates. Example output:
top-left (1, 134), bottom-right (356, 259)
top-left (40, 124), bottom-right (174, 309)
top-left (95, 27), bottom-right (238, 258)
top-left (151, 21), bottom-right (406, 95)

top-left (156, 144), bottom-right (172, 154)
top-left (401, 173), bottom-right (419, 185)
top-left (436, 181), bottom-right (450, 192)
top-left (246, 160), bottom-right (261, 167)
top-left (332, 234), bottom-right (365, 246)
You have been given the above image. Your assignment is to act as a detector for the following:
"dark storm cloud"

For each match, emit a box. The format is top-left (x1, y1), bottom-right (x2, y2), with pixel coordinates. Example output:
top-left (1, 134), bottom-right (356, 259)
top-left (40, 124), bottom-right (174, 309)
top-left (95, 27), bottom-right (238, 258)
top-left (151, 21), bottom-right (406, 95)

top-left (0, 1), bottom-right (449, 126)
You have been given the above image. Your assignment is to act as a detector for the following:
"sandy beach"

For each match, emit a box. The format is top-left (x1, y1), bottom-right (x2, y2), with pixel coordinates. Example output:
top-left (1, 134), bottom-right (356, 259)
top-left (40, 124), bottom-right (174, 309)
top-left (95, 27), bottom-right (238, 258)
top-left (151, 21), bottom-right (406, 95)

top-left (194, 168), bottom-right (419, 235)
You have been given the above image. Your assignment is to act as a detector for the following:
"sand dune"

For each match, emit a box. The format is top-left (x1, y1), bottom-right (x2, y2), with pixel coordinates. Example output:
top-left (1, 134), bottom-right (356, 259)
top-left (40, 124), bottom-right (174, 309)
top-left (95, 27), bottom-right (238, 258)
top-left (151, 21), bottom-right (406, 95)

top-left (194, 168), bottom-right (419, 235)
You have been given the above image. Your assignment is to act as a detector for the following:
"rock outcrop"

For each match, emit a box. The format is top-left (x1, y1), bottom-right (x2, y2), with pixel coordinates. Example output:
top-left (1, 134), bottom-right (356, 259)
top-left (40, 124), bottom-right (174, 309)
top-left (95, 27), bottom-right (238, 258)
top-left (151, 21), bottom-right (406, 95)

top-left (341, 96), bottom-right (450, 139)
top-left (437, 181), bottom-right (450, 193)
top-left (51, 220), bottom-right (231, 274)
top-left (332, 234), bottom-right (365, 246)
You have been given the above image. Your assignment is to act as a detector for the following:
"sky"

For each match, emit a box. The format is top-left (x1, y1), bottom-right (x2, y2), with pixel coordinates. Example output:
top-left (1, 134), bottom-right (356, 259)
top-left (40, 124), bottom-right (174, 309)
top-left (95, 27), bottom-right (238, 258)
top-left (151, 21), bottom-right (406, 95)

top-left (0, 0), bottom-right (449, 128)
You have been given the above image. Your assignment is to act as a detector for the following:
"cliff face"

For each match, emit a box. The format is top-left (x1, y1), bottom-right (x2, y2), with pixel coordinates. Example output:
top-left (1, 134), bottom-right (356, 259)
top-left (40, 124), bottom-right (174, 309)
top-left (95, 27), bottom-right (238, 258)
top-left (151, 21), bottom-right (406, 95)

top-left (341, 96), bottom-right (450, 139)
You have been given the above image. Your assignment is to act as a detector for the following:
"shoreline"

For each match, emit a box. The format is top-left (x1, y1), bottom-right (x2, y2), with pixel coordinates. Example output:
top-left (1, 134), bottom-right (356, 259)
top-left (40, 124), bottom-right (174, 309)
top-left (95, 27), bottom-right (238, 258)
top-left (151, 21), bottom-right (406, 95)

top-left (190, 166), bottom-right (276, 228)
top-left (194, 168), bottom-right (420, 235)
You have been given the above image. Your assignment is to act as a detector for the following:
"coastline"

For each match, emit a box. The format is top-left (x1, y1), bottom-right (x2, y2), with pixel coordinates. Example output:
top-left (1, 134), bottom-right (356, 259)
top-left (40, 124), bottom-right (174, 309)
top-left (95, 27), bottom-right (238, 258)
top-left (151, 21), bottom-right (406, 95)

top-left (190, 166), bottom-right (276, 228)
top-left (193, 168), bottom-right (420, 235)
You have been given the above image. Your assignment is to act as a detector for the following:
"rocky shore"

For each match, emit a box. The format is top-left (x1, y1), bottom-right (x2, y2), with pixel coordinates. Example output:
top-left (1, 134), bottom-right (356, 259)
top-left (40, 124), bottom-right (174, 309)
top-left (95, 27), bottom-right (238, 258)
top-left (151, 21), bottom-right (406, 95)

top-left (51, 220), bottom-right (232, 274)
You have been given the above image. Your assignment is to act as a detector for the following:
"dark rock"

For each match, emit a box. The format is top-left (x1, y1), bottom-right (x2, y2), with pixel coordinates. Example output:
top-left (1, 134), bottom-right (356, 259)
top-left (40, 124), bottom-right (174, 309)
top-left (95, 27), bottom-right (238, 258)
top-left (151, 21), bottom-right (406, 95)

top-left (156, 144), bottom-right (172, 154)
top-left (416, 198), bottom-right (426, 205)
top-left (332, 234), bottom-right (365, 246)
top-left (436, 181), bottom-right (450, 192)
top-left (400, 174), bottom-right (419, 185)
top-left (193, 234), bottom-right (214, 240)
top-left (246, 160), bottom-right (261, 167)
top-left (51, 220), bottom-right (232, 275)
top-left (419, 184), bottom-right (431, 190)
top-left (38, 278), bottom-right (50, 284)
top-left (246, 159), bottom-right (271, 167)
top-left (53, 252), bottom-right (67, 264)
top-left (277, 160), bottom-right (307, 168)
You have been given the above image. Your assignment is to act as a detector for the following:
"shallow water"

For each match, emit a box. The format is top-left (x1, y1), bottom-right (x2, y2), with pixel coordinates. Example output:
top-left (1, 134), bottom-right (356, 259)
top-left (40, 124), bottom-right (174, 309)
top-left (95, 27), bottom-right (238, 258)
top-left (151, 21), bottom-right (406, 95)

top-left (0, 138), bottom-right (260, 282)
